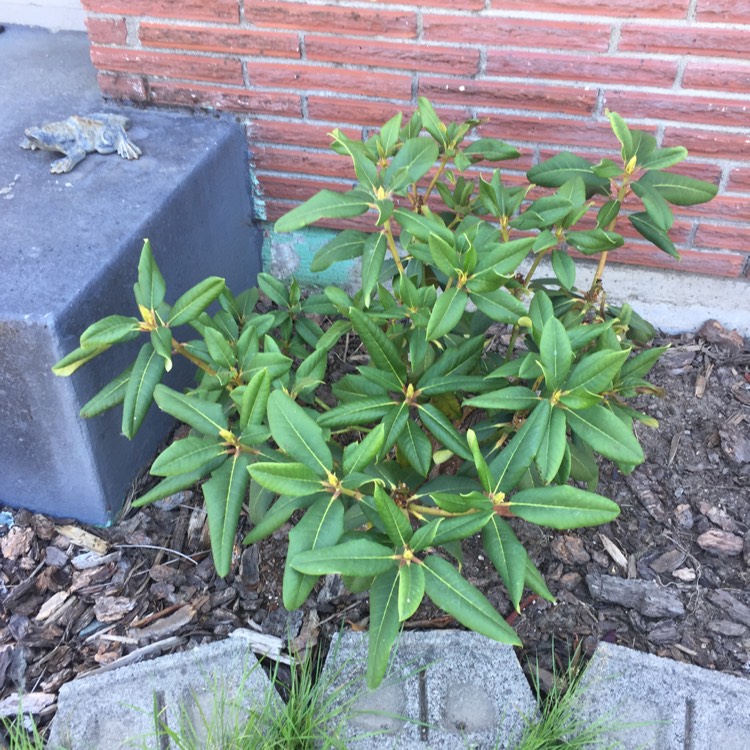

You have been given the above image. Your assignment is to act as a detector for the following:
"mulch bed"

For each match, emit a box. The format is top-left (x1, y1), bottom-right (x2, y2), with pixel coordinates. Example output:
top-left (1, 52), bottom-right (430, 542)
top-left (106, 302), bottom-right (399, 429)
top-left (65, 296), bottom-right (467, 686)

top-left (1, 319), bottom-right (749, 739)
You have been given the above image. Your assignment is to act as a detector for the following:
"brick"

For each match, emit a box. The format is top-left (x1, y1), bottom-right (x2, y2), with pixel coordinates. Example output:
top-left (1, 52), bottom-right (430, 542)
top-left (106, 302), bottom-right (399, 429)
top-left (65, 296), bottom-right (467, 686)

top-left (682, 62), bottom-right (750, 95)
top-left (246, 0), bottom-right (416, 38)
top-left (477, 115), bottom-right (626, 150)
top-left (619, 25), bottom-right (750, 59)
top-left (249, 120), bottom-right (360, 149)
top-left (149, 82), bottom-right (301, 115)
top-left (306, 37), bottom-right (480, 76)
top-left (695, 222), bottom-right (750, 253)
top-left (679, 195), bottom-right (750, 223)
top-left (486, 51), bottom-right (677, 88)
top-left (376, 0), bottom-right (483, 7)
top-left (423, 15), bottom-right (610, 52)
top-left (90, 47), bottom-right (244, 85)
top-left (603, 90), bottom-right (750, 130)
top-left (696, 0), bottom-right (750, 23)
top-left (249, 63), bottom-right (412, 99)
top-left (420, 78), bottom-right (598, 117)
top-left (488, 0), bottom-right (688, 17)
top-left (728, 168), bottom-right (750, 193)
top-left (257, 174), bottom-right (350, 202)
top-left (254, 146), bottom-right (354, 178)
top-left (663, 127), bottom-right (750, 161)
top-left (81, 0), bottom-right (238, 23)
top-left (139, 23), bottom-right (300, 58)
top-left (600, 244), bottom-right (744, 277)
top-left (84, 16), bottom-right (127, 45)
top-left (97, 71), bottom-right (149, 102)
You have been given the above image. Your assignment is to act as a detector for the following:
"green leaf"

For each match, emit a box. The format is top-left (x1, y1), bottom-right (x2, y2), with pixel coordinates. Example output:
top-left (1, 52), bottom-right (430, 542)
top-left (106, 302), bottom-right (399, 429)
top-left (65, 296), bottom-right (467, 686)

top-left (80, 315), bottom-right (140, 348)
top-left (418, 96), bottom-right (447, 147)
top-left (292, 538), bottom-right (396, 577)
top-left (274, 189), bottom-right (372, 233)
top-left (527, 153), bottom-right (609, 197)
top-left (349, 308), bottom-right (406, 384)
top-left (428, 232), bottom-right (460, 278)
top-left (79, 365), bottom-right (131, 418)
top-left (267, 390), bottom-right (332, 475)
top-left (431, 511), bottom-right (493, 545)
top-left (248, 461), bottom-right (324, 497)
top-left (417, 403), bottom-right (472, 461)
top-left (379, 111), bottom-right (403, 154)
top-left (536, 406), bottom-right (567, 484)
top-left (606, 110), bottom-right (634, 162)
top-left (367, 569), bottom-right (400, 689)
top-left (153, 385), bottom-right (228, 436)
top-left (565, 405), bottom-right (644, 465)
top-left (202, 453), bottom-right (250, 577)
top-left (465, 386), bottom-right (540, 411)
top-left (638, 146), bottom-right (688, 171)
top-left (596, 200), bottom-right (621, 229)
top-left (426, 288), bottom-right (468, 342)
top-left (318, 397), bottom-right (394, 428)
top-left (204, 327), bottom-right (236, 370)
top-left (121, 342), bottom-right (165, 439)
top-left (361, 232), bottom-right (387, 307)
top-left (132, 469), bottom-right (208, 508)
top-left (151, 435), bottom-right (227, 477)
top-left (550, 249), bottom-right (575, 290)
top-left (386, 137), bottom-right (439, 192)
top-left (423, 555), bottom-right (521, 645)
top-left (524, 557), bottom-right (555, 603)
top-left (509, 485), bottom-right (620, 529)
top-left (292, 348), bottom-right (328, 397)
top-left (398, 564), bottom-right (425, 622)
top-left (52, 344), bottom-right (110, 376)
top-left (243, 352), bottom-right (293, 381)
top-left (283, 495), bottom-right (344, 610)
top-left (489, 399), bottom-right (552, 493)
top-left (396, 421), bottom-right (432, 477)
top-left (467, 430), bottom-right (493, 494)
top-left (564, 349), bottom-right (630, 395)
top-left (628, 212), bottom-right (679, 258)
top-left (239, 369), bottom-right (271, 429)
top-left (464, 138), bottom-right (519, 162)
top-left (381, 401), bottom-right (410, 455)
top-left (133, 239), bottom-right (166, 310)
top-left (373, 485), bottom-right (413, 546)
top-left (168, 277), bottom-right (225, 327)
top-left (330, 129), bottom-right (379, 192)
top-left (636, 171), bottom-right (718, 206)
top-left (619, 346), bottom-right (668, 382)
top-left (470, 288), bottom-right (527, 325)
top-left (150, 326), bottom-right (174, 371)
top-left (565, 229), bottom-right (624, 255)
top-left (631, 182), bottom-right (674, 231)
top-left (539, 317), bottom-right (573, 390)
top-left (482, 516), bottom-right (528, 611)
top-left (310, 230), bottom-right (367, 272)
top-left (393, 207), bottom-right (453, 245)
top-left (243, 493), bottom-right (320, 544)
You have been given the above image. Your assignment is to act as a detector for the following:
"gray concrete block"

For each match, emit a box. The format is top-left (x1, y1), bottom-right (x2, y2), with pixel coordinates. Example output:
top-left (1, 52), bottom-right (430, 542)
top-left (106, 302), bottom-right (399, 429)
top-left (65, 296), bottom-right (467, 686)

top-left (47, 639), bottom-right (279, 750)
top-left (0, 27), bottom-right (261, 524)
top-left (576, 641), bottom-right (750, 749)
top-left (322, 630), bottom-right (538, 749)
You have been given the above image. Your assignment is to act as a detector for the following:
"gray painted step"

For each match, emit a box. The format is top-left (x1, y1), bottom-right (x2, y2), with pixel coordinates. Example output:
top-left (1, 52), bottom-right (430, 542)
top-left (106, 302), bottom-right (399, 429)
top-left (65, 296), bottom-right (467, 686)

top-left (47, 638), bottom-right (279, 750)
top-left (0, 26), bottom-right (261, 524)
top-left (576, 641), bottom-right (750, 750)
top-left (320, 630), bottom-right (539, 749)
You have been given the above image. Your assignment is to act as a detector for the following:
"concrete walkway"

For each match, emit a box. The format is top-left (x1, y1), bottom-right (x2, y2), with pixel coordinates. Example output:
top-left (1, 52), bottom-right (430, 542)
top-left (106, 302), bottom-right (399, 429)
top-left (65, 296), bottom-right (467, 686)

top-left (48, 629), bottom-right (750, 749)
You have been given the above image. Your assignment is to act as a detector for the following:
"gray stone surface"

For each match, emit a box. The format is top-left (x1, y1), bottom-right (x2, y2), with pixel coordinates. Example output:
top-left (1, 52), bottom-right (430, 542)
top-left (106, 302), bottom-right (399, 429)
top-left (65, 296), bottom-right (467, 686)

top-left (0, 26), bottom-right (261, 524)
top-left (322, 630), bottom-right (539, 749)
top-left (577, 641), bottom-right (750, 749)
top-left (47, 638), bottom-right (279, 750)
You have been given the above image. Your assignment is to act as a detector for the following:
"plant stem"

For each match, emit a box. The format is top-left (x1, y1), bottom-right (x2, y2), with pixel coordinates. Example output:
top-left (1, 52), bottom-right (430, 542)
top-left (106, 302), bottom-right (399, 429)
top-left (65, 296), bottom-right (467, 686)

top-left (589, 180), bottom-right (630, 293)
top-left (422, 153), bottom-right (450, 204)
top-left (383, 223), bottom-right (405, 274)
top-left (172, 339), bottom-right (218, 377)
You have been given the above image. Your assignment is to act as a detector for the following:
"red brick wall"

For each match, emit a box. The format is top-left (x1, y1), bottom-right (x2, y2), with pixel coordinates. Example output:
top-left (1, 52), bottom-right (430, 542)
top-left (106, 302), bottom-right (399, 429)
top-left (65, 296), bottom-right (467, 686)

top-left (82, 0), bottom-right (750, 279)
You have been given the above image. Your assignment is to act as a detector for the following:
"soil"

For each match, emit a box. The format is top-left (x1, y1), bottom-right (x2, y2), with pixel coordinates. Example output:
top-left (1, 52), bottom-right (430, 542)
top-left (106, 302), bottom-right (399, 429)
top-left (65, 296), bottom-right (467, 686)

top-left (1, 320), bottom-right (749, 738)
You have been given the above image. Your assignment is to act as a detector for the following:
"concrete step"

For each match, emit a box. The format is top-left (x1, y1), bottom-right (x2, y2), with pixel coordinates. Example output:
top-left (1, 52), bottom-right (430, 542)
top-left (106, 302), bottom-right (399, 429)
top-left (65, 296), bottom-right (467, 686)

top-left (577, 640), bottom-right (750, 750)
top-left (0, 26), bottom-right (261, 524)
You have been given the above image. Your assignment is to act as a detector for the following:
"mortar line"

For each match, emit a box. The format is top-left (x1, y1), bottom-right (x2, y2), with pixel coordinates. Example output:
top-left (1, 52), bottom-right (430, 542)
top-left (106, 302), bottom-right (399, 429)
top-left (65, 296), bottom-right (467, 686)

top-left (418, 668), bottom-right (429, 742)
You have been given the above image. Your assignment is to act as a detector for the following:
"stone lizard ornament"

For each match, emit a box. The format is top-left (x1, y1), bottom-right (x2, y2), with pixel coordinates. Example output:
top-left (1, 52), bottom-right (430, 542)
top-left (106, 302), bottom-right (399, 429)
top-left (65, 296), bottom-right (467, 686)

top-left (20, 113), bottom-right (142, 173)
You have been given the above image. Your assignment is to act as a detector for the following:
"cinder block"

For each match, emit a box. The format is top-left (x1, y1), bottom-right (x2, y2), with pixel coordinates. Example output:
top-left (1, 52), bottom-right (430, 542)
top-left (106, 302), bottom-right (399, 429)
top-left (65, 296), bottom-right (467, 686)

top-left (322, 630), bottom-right (539, 749)
top-left (576, 641), bottom-right (750, 749)
top-left (47, 639), bottom-right (279, 750)
top-left (0, 26), bottom-right (261, 524)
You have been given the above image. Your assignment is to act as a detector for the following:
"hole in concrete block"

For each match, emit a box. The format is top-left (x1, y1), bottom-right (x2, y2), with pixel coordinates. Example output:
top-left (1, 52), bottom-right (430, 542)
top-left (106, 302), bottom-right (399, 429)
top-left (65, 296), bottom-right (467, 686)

top-left (443, 681), bottom-right (497, 734)
top-left (349, 681), bottom-right (407, 734)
